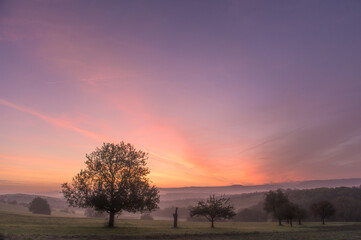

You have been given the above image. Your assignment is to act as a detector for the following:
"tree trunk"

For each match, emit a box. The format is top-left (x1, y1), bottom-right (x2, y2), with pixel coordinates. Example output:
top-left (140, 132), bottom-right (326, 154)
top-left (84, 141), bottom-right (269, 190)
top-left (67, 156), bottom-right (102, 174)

top-left (211, 219), bottom-right (214, 228)
top-left (289, 218), bottom-right (293, 227)
top-left (108, 211), bottom-right (115, 228)
top-left (322, 217), bottom-right (325, 225)
top-left (173, 207), bottom-right (178, 228)
top-left (298, 219), bottom-right (301, 225)
top-left (278, 218), bottom-right (282, 226)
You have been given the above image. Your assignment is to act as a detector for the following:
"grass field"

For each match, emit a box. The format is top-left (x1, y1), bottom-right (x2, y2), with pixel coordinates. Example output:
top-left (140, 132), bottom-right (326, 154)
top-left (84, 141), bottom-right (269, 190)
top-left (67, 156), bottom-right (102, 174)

top-left (0, 204), bottom-right (361, 240)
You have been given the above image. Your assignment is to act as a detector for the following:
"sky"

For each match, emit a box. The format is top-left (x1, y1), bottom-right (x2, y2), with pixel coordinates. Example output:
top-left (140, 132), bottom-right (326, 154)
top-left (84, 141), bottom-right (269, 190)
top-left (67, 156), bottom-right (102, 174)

top-left (1, 0), bottom-right (361, 193)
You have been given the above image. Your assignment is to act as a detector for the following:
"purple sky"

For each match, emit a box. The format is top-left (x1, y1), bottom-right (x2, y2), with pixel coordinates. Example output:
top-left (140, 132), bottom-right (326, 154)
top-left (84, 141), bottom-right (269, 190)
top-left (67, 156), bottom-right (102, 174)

top-left (0, 0), bottom-right (361, 192)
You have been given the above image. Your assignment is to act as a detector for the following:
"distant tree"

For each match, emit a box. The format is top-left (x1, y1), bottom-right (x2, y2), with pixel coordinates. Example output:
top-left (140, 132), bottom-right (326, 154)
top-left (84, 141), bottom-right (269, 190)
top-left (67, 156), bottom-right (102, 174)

top-left (29, 197), bottom-right (51, 215)
top-left (263, 189), bottom-right (290, 226)
top-left (280, 202), bottom-right (296, 227)
top-left (294, 205), bottom-right (307, 225)
top-left (334, 196), bottom-right (361, 222)
top-left (62, 142), bottom-right (160, 227)
top-left (140, 213), bottom-right (154, 220)
top-left (189, 194), bottom-right (236, 228)
top-left (310, 200), bottom-right (335, 224)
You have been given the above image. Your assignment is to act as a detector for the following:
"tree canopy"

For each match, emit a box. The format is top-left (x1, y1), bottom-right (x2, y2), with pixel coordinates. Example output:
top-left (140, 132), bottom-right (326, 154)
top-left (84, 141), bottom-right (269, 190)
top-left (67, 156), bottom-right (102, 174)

top-left (62, 142), bottom-right (160, 227)
top-left (29, 197), bottom-right (51, 215)
top-left (263, 189), bottom-right (290, 225)
top-left (280, 201), bottom-right (297, 227)
top-left (189, 194), bottom-right (236, 228)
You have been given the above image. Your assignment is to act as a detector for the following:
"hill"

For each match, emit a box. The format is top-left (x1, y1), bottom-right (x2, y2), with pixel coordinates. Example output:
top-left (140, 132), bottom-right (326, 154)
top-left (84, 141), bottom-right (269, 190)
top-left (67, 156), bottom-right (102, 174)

top-left (159, 178), bottom-right (361, 203)
top-left (154, 186), bottom-right (361, 222)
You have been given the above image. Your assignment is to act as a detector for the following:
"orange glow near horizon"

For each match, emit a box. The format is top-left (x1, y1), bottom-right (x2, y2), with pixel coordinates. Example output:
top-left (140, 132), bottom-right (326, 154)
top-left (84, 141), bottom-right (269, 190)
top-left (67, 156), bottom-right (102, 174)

top-left (0, 97), bottom-right (271, 191)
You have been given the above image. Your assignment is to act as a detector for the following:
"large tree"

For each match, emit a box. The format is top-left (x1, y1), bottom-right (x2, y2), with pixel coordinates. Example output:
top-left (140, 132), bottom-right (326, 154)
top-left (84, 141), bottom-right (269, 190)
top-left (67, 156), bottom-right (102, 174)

top-left (62, 142), bottom-right (160, 227)
top-left (263, 189), bottom-right (290, 226)
top-left (189, 194), bottom-right (236, 228)
top-left (310, 200), bottom-right (335, 224)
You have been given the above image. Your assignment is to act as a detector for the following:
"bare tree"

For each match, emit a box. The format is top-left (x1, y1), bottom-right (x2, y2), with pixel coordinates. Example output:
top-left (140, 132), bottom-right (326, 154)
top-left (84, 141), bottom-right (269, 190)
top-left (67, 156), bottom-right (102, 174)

top-left (310, 200), bottom-right (335, 224)
top-left (189, 194), bottom-right (236, 228)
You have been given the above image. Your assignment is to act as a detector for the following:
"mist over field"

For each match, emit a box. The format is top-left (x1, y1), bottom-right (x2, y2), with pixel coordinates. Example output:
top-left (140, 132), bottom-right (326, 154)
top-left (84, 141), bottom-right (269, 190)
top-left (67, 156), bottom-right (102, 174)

top-left (2, 178), bottom-right (361, 212)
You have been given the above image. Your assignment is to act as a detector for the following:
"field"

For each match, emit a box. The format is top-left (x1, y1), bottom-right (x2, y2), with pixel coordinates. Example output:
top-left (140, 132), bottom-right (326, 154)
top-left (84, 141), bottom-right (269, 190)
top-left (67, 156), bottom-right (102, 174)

top-left (1, 204), bottom-right (361, 240)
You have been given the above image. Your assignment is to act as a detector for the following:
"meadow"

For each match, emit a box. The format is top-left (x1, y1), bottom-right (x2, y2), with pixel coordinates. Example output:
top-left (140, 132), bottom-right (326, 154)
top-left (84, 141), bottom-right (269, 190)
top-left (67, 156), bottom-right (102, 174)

top-left (0, 203), bottom-right (361, 240)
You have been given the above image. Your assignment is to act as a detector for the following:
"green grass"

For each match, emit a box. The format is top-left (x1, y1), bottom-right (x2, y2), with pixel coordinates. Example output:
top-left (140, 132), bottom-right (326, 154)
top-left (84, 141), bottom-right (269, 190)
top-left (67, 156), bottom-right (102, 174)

top-left (0, 207), bottom-right (361, 240)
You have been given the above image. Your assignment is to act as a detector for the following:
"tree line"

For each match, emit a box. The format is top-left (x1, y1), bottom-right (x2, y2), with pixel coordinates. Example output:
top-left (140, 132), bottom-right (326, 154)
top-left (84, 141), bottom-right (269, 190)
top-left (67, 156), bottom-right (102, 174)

top-left (234, 187), bottom-right (361, 223)
top-left (263, 189), bottom-right (335, 226)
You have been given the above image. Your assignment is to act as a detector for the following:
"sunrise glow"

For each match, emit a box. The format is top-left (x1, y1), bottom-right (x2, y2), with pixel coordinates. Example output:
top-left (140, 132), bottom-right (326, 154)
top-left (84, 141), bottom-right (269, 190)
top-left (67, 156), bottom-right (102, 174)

top-left (1, 0), bottom-right (361, 193)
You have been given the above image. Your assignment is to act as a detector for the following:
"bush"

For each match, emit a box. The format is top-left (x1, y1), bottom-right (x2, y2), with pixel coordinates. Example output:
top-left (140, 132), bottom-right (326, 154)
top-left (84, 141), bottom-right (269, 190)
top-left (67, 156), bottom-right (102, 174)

top-left (29, 197), bottom-right (51, 215)
top-left (140, 213), bottom-right (154, 220)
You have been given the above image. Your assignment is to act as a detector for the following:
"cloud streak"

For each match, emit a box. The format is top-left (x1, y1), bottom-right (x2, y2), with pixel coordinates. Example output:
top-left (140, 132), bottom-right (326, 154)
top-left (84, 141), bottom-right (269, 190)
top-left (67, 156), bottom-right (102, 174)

top-left (0, 98), bottom-right (112, 142)
top-left (0, 98), bottom-right (202, 180)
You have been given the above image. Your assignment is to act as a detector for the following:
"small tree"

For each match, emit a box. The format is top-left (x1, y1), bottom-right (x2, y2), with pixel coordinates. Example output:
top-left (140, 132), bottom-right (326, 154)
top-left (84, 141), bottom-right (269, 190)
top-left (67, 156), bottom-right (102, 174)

top-left (29, 197), bottom-right (51, 215)
top-left (189, 194), bottom-right (236, 228)
top-left (263, 189), bottom-right (290, 226)
top-left (294, 205), bottom-right (307, 225)
top-left (62, 142), bottom-right (160, 227)
top-left (310, 200), bottom-right (335, 224)
top-left (280, 202), bottom-right (296, 227)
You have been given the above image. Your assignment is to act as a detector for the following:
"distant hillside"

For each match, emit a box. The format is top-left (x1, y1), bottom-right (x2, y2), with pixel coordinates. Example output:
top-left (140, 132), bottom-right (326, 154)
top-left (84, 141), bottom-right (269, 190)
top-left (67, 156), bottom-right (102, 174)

top-left (235, 186), bottom-right (361, 222)
top-left (159, 178), bottom-right (361, 202)
top-left (155, 186), bottom-right (361, 222)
